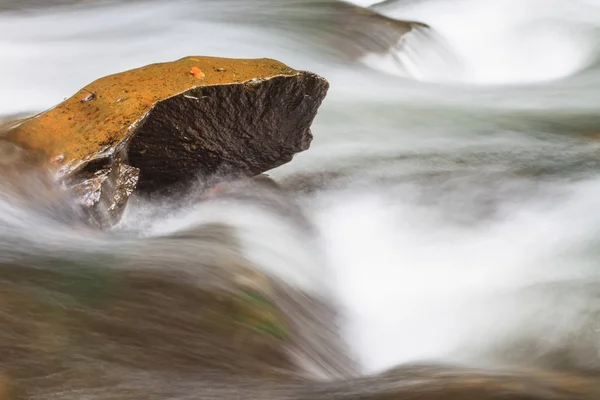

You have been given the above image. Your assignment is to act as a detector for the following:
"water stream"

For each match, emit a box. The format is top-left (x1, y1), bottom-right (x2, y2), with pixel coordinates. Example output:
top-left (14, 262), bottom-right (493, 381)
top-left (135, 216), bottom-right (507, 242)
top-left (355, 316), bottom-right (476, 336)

top-left (2, 0), bottom-right (600, 389)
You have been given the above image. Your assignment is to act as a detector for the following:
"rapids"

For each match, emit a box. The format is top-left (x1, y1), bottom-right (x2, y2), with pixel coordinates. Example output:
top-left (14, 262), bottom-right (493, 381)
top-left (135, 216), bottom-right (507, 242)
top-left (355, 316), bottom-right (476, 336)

top-left (2, 0), bottom-right (600, 386)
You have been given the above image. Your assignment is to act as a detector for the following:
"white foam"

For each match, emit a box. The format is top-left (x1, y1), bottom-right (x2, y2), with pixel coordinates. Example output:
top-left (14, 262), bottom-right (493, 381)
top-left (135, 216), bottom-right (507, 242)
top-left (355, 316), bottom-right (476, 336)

top-left (361, 0), bottom-right (599, 84)
top-left (313, 180), bottom-right (600, 372)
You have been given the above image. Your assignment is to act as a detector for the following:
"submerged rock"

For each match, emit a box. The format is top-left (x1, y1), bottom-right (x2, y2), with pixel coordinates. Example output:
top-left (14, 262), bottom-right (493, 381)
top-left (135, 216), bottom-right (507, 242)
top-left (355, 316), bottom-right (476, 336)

top-left (211, 0), bottom-right (429, 61)
top-left (6, 56), bottom-right (328, 227)
top-left (0, 221), bottom-right (357, 399)
top-left (307, 0), bottom-right (429, 60)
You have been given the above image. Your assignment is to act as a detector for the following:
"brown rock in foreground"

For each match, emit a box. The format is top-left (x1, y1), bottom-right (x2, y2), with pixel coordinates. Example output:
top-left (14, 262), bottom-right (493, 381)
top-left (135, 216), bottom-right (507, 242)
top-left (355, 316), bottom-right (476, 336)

top-left (6, 56), bottom-right (328, 226)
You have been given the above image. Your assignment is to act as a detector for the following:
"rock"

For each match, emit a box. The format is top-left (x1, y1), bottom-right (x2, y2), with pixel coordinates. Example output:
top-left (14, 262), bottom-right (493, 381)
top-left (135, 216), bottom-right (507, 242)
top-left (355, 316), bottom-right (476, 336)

top-left (354, 364), bottom-right (600, 399)
top-left (6, 56), bottom-right (328, 227)
top-left (66, 161), bottom-right (139, 226)
top-left (213, 0), bottom-right (429, 61)
top-left (0, 221), bottom-right (358, 399)
top-left (302, 0), bottom-right (429, 60)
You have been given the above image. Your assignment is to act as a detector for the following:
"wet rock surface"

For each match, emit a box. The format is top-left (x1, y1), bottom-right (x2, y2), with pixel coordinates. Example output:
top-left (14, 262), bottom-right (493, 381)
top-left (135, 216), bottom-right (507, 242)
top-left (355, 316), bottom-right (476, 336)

top-left (213, 0), bottom-right (429, 61)
top-left (5, 56), bottom-right (328, 227)
top-left (0, 221), bottom-right (358, 398)
top-left (67, 161), bottom-right (139, 226)
top-left (300, 0), bottom-right (429, 60)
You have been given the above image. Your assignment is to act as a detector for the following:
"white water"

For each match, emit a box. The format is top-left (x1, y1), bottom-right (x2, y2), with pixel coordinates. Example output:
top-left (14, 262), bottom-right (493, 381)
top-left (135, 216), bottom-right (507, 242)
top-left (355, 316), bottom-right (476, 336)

top-left (315, 182), bottom-right (600, 373)
top-left (3, 0), bottom-right (600, 378)
top-left (362, 0), bottom-right (600, 84)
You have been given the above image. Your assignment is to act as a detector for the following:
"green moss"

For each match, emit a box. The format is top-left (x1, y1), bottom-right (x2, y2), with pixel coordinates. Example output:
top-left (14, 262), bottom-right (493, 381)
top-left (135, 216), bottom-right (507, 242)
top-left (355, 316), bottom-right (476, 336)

top-left (232, 290), bottom-right (289, 340)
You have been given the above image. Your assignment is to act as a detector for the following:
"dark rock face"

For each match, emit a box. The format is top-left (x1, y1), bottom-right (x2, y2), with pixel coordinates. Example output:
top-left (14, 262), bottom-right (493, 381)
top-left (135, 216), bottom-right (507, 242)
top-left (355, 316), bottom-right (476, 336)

top-left (128, 74), bottom-right (326, 195)
top-left (6, 57), bottom-right (329, 227)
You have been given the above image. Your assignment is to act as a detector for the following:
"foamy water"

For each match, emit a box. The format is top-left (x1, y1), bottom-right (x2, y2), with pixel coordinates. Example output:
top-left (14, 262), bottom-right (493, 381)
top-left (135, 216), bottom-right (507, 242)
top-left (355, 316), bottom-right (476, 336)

top-left (313, 180), bottom-right (600, 372)
top-left (361, 0), bottom-right (600, 84)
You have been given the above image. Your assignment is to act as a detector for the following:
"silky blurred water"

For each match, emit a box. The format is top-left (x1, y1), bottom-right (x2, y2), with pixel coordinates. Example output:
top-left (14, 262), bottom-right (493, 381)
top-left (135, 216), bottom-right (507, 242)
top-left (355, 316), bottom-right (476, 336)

top-left (2, 0), bottom-right (600, 376)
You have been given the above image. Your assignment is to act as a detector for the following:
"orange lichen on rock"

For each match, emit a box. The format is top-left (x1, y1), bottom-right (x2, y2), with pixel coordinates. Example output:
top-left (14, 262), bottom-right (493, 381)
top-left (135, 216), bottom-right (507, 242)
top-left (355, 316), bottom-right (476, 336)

top-left (190, 66), bottom-right (205, 79)
top-left (6, 56), bottom-right (297, 177)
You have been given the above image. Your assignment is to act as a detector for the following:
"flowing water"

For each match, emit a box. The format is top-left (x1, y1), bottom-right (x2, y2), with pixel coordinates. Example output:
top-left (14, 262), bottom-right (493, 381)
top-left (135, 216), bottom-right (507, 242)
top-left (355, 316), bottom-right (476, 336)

top-left (2, 0), bottom-right (600, 394)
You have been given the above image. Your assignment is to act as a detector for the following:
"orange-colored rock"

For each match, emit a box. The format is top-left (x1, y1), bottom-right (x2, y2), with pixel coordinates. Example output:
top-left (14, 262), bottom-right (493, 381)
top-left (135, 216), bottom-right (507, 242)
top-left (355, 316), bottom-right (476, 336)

top-left (5, 56), bottom-right (328, 227)
top-left (7, 56), bottom-right (300, 177)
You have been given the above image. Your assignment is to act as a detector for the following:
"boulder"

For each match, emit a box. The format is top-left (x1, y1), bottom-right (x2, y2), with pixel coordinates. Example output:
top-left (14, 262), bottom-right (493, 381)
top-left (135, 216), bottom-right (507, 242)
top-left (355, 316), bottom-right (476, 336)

top-left (5, 56), bottom-right (328, 227)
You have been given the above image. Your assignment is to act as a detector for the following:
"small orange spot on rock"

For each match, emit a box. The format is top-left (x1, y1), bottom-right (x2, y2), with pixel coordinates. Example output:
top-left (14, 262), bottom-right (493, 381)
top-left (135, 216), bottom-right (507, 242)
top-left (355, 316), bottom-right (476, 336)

top-left (190, 67), bottom-right (205, 79)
